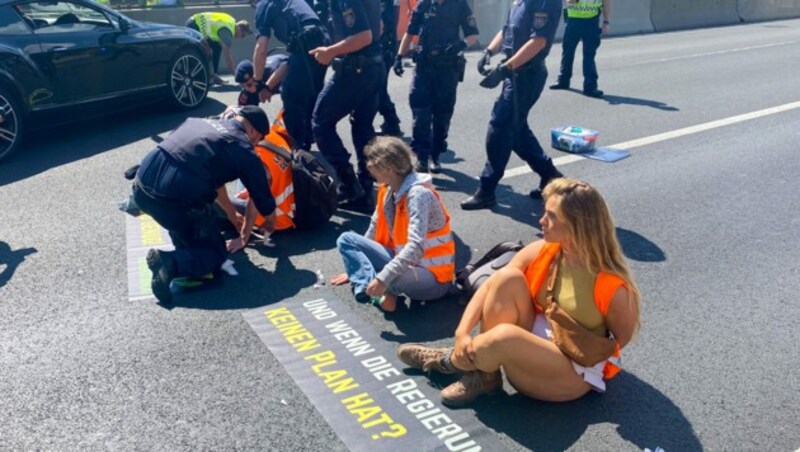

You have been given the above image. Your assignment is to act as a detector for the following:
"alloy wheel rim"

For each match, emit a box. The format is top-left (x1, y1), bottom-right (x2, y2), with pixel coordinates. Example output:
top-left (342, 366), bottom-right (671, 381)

top-left (170, 54), bottom-right (208, 108)
top-left (0, 94), bottom-right (18, 156)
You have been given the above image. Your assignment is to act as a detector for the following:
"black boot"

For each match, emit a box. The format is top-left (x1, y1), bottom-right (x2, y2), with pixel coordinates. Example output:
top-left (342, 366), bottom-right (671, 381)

top-left (379, 121), bottom-right (402, 137)
top-left (529, 168), bottom-right (564, 199)
top-left (146, 249), bottom-right (176, 304)
top-left (335, 165), bottom-right (365, 205)
top-left (461, 188), bottom-right (496, 210)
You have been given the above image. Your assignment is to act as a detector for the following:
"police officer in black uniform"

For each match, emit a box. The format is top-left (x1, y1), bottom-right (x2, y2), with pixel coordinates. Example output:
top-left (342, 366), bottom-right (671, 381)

top-left (393, 0), bottom-right (478, 173)
top-left (460, 0), bottom-right (564, 210)
top-left (309, 0), bottom-right (383, 211)
top-left (132, 107), bottom-right (275, 304)
top-left (376, 0), bottom-right (402, 136)
top-left (252, 0), bottom-right (329, 151)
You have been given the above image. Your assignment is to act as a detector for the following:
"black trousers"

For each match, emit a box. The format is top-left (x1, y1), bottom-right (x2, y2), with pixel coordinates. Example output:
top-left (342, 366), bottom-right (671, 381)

top-left (557, 16), bottom-right (602, 91)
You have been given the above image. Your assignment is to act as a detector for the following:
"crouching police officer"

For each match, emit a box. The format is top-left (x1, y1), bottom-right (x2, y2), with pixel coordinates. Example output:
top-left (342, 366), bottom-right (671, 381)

top-left (252, 0), bottom-right (329, 151)
top-left (461, 0), bottom-right (564, 210)
top-left (132, 106), bottom-right (276, 304)
top-left (309, 0), bottom-right (383, 212)
top-left (393, 0), bottom-right (478, 173)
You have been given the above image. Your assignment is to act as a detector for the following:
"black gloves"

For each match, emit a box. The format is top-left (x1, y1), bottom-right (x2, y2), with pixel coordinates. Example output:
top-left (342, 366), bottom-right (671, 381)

top-left (479, 62), bottom-right (512, 89)
top-left (477, 50), bottom-right (493, 76)
top-left (393, 55), bottom-right (404, 77)
top-left (445, 40), bottom-right (467, 57)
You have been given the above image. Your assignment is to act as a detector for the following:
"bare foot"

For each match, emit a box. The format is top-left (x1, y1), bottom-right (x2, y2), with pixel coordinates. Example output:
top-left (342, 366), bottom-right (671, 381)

top-left (330, 273), bottom-right (349, 285)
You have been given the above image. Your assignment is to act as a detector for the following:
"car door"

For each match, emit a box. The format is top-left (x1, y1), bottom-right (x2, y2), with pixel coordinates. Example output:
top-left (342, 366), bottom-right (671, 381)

top-left (15, 0), bottom-right (129, 103)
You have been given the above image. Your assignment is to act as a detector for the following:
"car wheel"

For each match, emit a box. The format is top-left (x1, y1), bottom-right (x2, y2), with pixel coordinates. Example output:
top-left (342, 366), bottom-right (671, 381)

top-left (0, 88), bottom-right (23, 163)
top-left (167, 49), bottom-right (209, 110)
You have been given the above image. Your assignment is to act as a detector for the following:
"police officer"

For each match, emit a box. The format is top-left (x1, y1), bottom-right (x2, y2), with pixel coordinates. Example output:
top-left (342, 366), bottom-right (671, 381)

top-left (549, 0), bottom-right (610, 98)
top-left (393, 0), bottom-right (478, 173)
top-left (252, 0), bottom-right (329, 151)
top-left (460, 0), bottom-right (564, 210)
top-left (234, 54), bottom-right (289, 107)
top-left (309, 0), bottom-right (383, 211)
top-left (186, 12), bottom-right (252, 84)
top-left (377, 0), bottom-right (402, 137)
top-left (132, 107), bottom-right (276, 304)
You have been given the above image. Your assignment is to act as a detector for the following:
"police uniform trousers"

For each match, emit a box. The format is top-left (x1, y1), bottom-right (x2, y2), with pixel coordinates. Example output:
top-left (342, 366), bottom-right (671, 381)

top-left (378, 50), bottom-right (401, 129)
top-left (281, 52), bottom-right (328, 151)
top-left (557, 16), bottom-right (601, 92)
top-left (133, 184), bottom-right (226, 279)
top-left (409, 62), bottom-right (459, 161)
top-left (480, 63), bottom-right (559, 192)
top-left (312, 60), bottom-right (385, 188)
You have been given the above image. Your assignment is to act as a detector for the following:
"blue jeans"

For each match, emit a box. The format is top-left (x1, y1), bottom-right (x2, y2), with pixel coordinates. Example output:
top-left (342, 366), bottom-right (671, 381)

top-left (336, 231), bottom-right (451, 301)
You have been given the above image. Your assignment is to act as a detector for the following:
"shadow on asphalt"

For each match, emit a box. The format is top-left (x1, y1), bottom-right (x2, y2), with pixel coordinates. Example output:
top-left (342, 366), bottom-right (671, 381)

top-left (554, 88), bottom-right (679, 111)
top-left (471, 371), bottom-right (701, 451)
top-left (0, 99), bottom-right (228, 186)
top-left (616, 227), bottom-right (666, 262)
top-left (0, 242), bottom-right (37, 288)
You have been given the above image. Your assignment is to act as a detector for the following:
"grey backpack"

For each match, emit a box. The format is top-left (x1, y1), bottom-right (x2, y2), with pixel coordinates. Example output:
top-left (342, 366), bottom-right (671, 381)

top-left (455, 241), bottom-right (525, 303)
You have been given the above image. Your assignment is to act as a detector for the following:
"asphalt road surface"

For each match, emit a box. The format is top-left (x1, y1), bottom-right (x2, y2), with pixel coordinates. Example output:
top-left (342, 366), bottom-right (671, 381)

top-left (2, 18), bottom-right (799, 451)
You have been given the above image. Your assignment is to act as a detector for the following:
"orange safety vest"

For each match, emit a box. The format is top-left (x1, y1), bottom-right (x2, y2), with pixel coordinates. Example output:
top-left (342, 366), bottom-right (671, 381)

top-left (237, 110), bottom-right (295, 230)
top-left (525, 242), bottom-right (624, 379)
top-left (374, 183), bottom-right (455, 283)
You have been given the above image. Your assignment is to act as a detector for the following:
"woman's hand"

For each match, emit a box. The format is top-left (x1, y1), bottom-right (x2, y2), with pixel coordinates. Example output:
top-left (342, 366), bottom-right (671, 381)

top-left (452, 333), bottom-right (477, 371)
top-left (330, 273), bottom-right (349, 286)
top-left (365, 278), bottom-right (387, 297)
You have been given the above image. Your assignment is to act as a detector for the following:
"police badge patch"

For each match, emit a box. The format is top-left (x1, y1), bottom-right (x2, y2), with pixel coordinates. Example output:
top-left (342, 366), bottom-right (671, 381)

top-left (467, 15), bottom-right (476, 28)
top-left (534, 12), bottom-right (548, 29)
top-left (343, 8), bottom-right (355, 27)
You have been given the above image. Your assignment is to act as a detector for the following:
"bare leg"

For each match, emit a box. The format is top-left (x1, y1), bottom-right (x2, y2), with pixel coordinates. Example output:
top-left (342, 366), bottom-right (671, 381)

top-left (479, 266), bottom-right (537, 333)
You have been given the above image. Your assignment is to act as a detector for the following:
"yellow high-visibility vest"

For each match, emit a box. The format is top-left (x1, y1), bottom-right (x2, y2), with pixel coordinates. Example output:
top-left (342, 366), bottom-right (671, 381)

top-left (567, 0), bottom-right (602, 19)
top-left (191, 12), bottom-right (235, 43)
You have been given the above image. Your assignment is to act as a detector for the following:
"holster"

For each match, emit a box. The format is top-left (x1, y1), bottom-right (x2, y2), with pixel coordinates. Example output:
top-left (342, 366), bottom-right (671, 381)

top-left (287, 25), bottom-right (327, 54)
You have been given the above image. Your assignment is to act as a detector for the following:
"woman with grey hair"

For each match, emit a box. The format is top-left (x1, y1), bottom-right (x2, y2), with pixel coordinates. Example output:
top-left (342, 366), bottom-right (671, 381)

top-left (330, 137), bottom-right (456, 312)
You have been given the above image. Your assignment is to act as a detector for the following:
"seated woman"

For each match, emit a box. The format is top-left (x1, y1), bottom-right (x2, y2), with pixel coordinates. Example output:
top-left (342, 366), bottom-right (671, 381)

top-left (330, 137), bottom-right (455, 312)
top-left (396, 178), bottom-right (641, 406)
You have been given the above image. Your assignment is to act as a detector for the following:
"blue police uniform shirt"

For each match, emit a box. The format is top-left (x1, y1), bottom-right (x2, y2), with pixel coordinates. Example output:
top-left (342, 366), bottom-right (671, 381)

top-left (255, 0), bottom-right (322, 43)
top-left (407, 0), bottom-right (478, 55)
top-left (330, 0), bottom-right (382, 56)
top-left (502, 0), bottom-right (561, 65)
top-left (138, 118), bottom-right (276, 216)
top-left (238, 53), bottom-right (289, 105)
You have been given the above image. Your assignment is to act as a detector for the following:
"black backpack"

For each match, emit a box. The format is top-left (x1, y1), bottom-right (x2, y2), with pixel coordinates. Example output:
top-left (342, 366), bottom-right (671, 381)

top-left (258, 140), bottom-right (337, 231)
top-left (455, 241), bottom-right (525, 303)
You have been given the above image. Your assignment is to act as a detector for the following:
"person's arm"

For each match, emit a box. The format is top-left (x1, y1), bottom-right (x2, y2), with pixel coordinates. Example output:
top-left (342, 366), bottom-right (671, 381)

top-left (262, 61), bottom-right (288, 102)
top-left (308, 30), bottom-right (372, 65)
top-left (396, 32), bottom-right (413, 57)
top-left (601, 0), bottom-right (611, 35)
top-left (215, 186), bottom-right (241, 228)
top-left (485, 30), bottom-right (503, 56)
top-left (605, 286), bottom-right (638, 349)
top-left (252, 36), bottom-right (270, 82)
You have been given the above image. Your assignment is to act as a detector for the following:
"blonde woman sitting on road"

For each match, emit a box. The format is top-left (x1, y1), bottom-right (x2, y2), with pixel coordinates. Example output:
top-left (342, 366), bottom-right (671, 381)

top-left (397, 178), bottom-right (641, 406)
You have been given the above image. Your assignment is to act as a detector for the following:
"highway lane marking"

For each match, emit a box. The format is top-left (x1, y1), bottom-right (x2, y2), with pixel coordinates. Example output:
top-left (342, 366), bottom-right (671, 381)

top-left (620, 41), bottom-right (797, 67)
top-left (502, 100), bottom-right (800, 180)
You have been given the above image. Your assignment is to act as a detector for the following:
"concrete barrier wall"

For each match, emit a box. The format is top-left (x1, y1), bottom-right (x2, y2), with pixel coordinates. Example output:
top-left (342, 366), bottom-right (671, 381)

top-left (650, 0), bottom-right (741, 32)
top-left (613, 0), bottom-right (655, 35)
top-left (737, 0), bottom-right (800, 21)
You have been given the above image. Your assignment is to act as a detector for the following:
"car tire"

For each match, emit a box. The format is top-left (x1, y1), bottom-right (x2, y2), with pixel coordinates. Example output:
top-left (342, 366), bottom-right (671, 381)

top-left (166, 48), bottom-right (209, 110)
top-left (0, 87), bottom-right (23, 163)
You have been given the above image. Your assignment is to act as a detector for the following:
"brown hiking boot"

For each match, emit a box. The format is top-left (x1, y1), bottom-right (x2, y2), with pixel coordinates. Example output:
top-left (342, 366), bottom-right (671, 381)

top-left (396, 343), bottom-right (457, 374)
top-left (440, 370), bottom-right (502, 407)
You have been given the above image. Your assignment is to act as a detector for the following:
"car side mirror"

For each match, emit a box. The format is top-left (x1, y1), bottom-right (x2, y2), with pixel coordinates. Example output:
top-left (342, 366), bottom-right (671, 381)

top-left (119, 16), bottom-right (130, 33)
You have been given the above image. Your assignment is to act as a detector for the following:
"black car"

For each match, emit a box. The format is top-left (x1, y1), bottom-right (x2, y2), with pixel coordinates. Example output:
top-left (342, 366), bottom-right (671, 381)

top-left (0, 0), bottom-right (211, 162)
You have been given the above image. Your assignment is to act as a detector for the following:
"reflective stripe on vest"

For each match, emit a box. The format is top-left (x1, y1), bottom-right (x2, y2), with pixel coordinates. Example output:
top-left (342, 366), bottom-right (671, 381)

top-left (374, 184), bottom-right (455, 284)
top-left (567, 0), bottom-right (602, 19)
top-left (194, 12), bottom-right (235, 42)
top-left (524, 242), bottom-right (625, 380)
top-left (243, 126), bottom-right (296, 231)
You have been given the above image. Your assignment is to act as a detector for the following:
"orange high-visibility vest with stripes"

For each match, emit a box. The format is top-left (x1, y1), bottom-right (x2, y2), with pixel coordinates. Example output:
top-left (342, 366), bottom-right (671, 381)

top-left (374, 183), bottom-right (455, 283)
top-left (525, 242), bottom-right (624, 379)
top-left (237, 111), bottom-right (295, 230)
